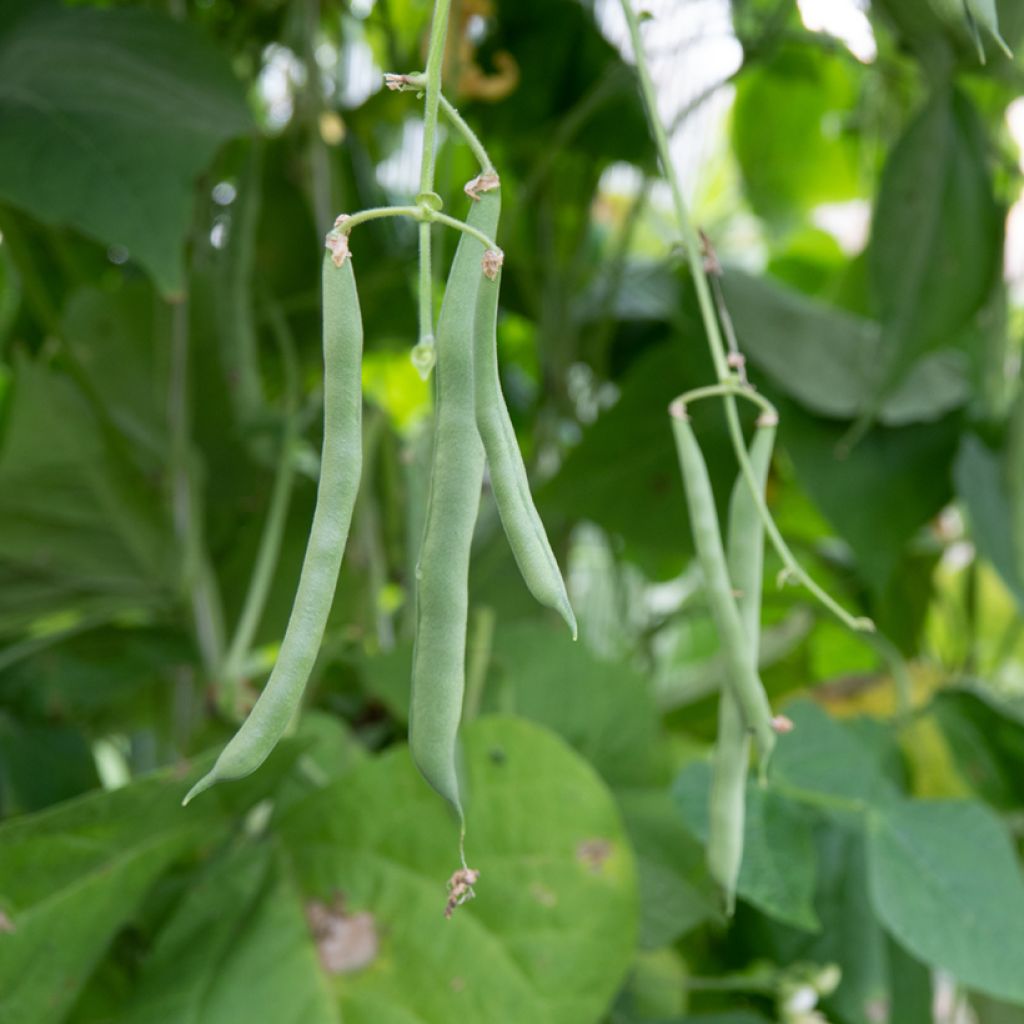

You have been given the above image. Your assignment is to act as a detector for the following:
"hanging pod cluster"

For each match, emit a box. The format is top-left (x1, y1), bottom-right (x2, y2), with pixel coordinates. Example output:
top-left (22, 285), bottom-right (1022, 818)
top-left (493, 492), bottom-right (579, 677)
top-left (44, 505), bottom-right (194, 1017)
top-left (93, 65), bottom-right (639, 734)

top-left (184, 170), bottom-right (575, 885)
top-left (669, 397), bottom-right (785, 915)
top-left (411, 174), bottom-right (576, 850)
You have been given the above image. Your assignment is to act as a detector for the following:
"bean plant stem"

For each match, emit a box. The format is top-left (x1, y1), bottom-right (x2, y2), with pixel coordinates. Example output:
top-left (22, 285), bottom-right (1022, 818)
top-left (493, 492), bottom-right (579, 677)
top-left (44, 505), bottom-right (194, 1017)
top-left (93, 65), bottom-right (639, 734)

top-left (439, 94), bottom-right (493, 171)
top-left (674, 382), bottom-right (775, 419)
top-left (416, 0), bottom-right (454, 349)
top-left (419, 0), bottom-right (452, 198)
top-left (168, 299), bottom-right (226, 677)
top-left (339, 204), bottom-right (498, 252)
top-left (385, 73), bottom-right (493, 174)
top-left (219, 302), bottom-right (301, 713)
top-left (619, 0), bottom-right (872, 633)
top-left (430, 211), bottom-right (497, 250)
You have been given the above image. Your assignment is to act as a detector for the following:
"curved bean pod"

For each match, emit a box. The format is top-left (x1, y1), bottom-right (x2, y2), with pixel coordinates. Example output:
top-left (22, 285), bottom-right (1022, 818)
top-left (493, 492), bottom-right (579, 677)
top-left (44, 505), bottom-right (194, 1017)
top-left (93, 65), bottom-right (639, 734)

top-left (669, 405), bottom-right (775, 760)
top-left (708, 416), bottom-right (776, 915)
top-left (184, 248), bottom-right (363, 804)
top-left (409, 190), bottom-right (500, 819)
top-left (472, 201), bottom-right (577, 639)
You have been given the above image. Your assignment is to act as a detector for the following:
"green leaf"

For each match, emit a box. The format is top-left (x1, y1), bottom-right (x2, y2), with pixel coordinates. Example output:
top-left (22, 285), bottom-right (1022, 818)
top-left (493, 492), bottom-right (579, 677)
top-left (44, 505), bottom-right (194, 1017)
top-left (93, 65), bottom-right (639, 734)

top-left (932, 684), bottom-right (1024, 809)
top-left (616, 789), bottom-right (719, 949)
top-left (481, 0), bottom-right (651, 169)
top-left (0, 715), bottom-right (99, 814)
top-left (674, 760), bottom-right (819, 931)
top-left (278, 716), bottom-right (638, 1024)
top-left (541, 341), bottom-right (735, 579)
top-left (0, 1), bottom-right (251, 296)
top-left (62, 284), bottom-right (168, 460)
top-left (868, 88), bottom-right (1000, 398)
top-left (972, 993), bottom-right (1024, 1024)
top-left (965, 0), bottom-right (1014, 58)
top-left (115, 843), bottom-right (340, 1024)
top-left (868, 794), bottom-right (1024, 1003)
top-left (0, 769), bottom-right (223, 1024)
top-left (0, 626), bottom-right (189, 731)
top-left (770, 699), bottom-right (898, 808)
top-left (886, 934), bottom-right (934, 1024)
top-left (867, 797), bottom-right (1024, 1003)
top-left (486, 622), bottom-right (665, 787)
top-left (680, 1016), bottom-right (772, 1024)
top-left (955, 433), bottom-right (1024, 609)
top-left (0, 355), bottom-right (174, 633)
top-left (722, 270), bottom-right (971, 425)
top-left (744, 825), bottom-right (889, 1024)
top-left (779, 400), bottom-right (959, 590)
top-left (733, 44), bottom-right (864, 224)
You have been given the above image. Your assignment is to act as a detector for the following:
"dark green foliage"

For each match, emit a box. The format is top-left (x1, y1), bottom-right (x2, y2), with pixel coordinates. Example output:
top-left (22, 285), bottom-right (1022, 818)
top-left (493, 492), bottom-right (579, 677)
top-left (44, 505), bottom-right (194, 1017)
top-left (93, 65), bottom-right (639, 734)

top-left (0, 1), bottom-right (1023, 1021)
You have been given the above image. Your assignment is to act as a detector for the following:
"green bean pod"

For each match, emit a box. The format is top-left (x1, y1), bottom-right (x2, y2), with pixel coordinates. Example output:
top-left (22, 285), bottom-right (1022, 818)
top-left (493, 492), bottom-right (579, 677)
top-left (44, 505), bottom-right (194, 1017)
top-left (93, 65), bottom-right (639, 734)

top-left (472, 207), bottom-right (577, 639)
top-left (184, 251), bottom-right (363, 804)
top-left (708, 416), bottom-right (776, 915)
top-left (669, 406), bottom-right (775, 760)
top-left (410, 191), bottom-right (500, 818)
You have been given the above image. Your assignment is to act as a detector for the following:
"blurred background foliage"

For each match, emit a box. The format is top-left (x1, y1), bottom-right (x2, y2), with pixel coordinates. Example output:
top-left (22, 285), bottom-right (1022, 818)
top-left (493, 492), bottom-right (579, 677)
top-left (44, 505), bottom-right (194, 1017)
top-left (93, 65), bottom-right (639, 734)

top-left (1, 0), bottom-right (1024, 1022)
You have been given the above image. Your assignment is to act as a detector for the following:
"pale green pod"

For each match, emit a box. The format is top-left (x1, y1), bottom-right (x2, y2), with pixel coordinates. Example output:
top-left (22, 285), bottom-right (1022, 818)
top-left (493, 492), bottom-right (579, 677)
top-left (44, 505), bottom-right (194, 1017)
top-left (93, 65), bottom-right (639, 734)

top-left (184, 252), bottom-right (363, 804)
top-left (670, 409), bottom-right (775, 760)
top-left (472, 209), bottom-right (577, 639)
top-left (708, 417), bottom-right (776, 915)
top-left (409, 191), bottom-right (500, 818)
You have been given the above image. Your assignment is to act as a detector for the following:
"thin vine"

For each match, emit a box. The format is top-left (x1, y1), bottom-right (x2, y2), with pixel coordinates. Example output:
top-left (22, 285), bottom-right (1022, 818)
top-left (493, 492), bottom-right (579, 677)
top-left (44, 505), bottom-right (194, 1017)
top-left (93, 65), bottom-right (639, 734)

top-left (618, 0), bottom-right (874, 634)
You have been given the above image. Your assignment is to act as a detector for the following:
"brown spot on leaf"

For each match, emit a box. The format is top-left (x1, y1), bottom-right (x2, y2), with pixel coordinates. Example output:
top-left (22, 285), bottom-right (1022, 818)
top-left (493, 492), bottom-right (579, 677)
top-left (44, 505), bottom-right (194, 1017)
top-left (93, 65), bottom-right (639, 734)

top-left (576, 838), bottom-right (612, 873)
top-left (0, 911), bottom-right (15, 934)
top-left (305, 895), bottom-right (378, 974)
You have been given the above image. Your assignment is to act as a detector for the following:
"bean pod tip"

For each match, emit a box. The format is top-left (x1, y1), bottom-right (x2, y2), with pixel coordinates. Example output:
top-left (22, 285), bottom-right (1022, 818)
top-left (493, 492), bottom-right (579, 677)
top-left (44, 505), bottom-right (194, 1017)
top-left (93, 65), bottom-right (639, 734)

top-left (181, 771), bottom-right (217, 807)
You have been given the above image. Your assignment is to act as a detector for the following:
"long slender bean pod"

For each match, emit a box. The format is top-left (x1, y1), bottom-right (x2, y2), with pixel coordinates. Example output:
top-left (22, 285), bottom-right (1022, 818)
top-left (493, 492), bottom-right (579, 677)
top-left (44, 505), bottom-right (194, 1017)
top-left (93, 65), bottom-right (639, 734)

top-left (669, 403), bottom-right (775, 760)
top-left (708, 415), bottom-right (776, 915)
top-left (410, 190), bottom-right (500, 827)
top-left (184, 243), bottom-right (364, 804)
top-left (472, 184), bottom-right (576, 639)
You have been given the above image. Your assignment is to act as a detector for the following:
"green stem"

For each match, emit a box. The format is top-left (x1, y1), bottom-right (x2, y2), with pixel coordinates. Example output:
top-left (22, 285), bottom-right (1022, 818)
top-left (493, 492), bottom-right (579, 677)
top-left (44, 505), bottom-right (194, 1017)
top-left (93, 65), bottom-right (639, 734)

top-left (430, 211), bottom-right (498, 250)
top-left (674, 381), bottom-right (776, 420)
top-left (385, 77), bottom-right (492, 172)
top-left (415, 0), bottom-right (453, 349)
top-left (167, 299), bottom-right (226, 677)
top-left (439, 94), bottom-right (493, 172)
top-left (619, 0), bottom-right (872, 634)
top-left (305, 0), bottom-right (332, 231)
top-left (337, 205), bottom-right (496, 252)
top-left (219, 303), bottom-right (301, 713)
top-left (341, 205), bottom-right (422, 232)
top-left (419, 1), bottom-right (452, 197)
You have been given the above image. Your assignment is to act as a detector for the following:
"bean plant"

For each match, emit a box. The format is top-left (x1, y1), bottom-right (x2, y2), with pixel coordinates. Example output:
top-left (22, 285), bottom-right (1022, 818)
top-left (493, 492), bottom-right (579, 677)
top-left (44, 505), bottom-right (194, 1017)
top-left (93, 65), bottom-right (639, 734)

top-left (2, 0), bottom-right (1024, 1022)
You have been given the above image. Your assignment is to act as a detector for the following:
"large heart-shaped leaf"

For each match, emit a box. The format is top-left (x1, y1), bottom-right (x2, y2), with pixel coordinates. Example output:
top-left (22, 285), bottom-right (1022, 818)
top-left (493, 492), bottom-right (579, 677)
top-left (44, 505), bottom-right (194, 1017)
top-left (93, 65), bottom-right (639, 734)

top-left (277, 716), bottom-right (638, 1024)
